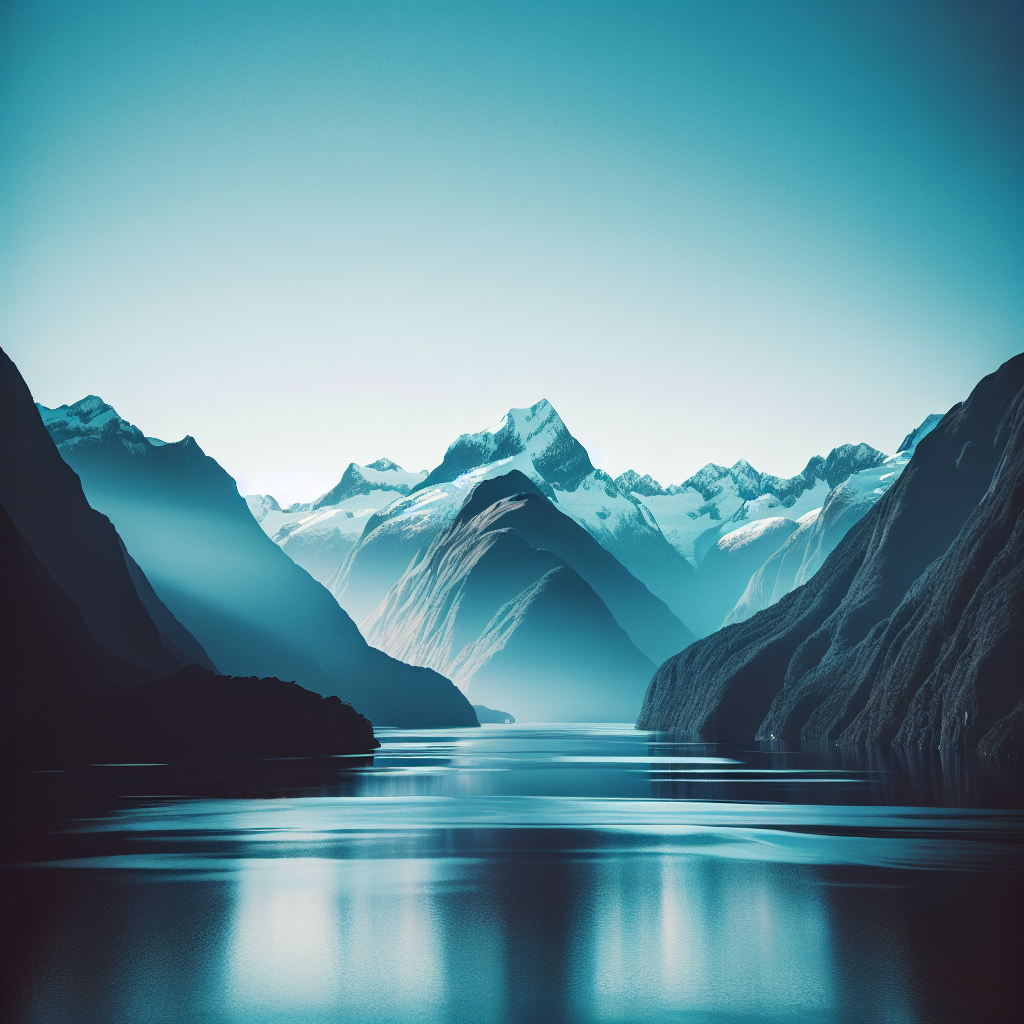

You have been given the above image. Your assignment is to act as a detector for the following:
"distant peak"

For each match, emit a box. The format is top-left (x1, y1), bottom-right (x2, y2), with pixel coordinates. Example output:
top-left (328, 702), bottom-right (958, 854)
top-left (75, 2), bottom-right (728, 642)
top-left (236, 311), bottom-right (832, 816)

top-left (38, 394), bottom-right (120, 427)
top-left (417, 396), bottom-right (590, 492)
top-left (614, 469), bottom-right (667, 497)
top-left (366, 457), bottom-right (402, 472)
top-left (897, 413), bottom-right (944, 454)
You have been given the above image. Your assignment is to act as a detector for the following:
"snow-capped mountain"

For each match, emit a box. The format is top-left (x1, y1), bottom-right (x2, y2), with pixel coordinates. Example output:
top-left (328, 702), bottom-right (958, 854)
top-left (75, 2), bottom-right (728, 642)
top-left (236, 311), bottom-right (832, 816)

top-left (638, 353), bottom-right (1023, 759)
top-left (330, 400), bottom-right (704, 632)
top-left (725, 415), bottom-right (943, 626)
top-left (3, 366), bottom-right (213, 681)
top-left (363, 471), bottom-right (670, 721)
top-left (618, 443), bottom-right (888, 569)
top-left (37, 397), bottom-right (478, 728)
top-left (246, 459), bottom-right (426, 587)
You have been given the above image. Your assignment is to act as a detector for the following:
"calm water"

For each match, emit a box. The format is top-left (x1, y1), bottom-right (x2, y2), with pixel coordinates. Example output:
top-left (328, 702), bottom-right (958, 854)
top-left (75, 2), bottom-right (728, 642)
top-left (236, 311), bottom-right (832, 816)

top-left (3, 724), bottom-right (1022, 1024)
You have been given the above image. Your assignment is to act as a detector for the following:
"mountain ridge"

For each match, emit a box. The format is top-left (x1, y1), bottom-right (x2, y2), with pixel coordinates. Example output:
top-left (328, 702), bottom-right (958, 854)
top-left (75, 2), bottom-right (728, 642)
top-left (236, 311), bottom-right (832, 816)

top-left (637, 353), bottom-right (1024, 757)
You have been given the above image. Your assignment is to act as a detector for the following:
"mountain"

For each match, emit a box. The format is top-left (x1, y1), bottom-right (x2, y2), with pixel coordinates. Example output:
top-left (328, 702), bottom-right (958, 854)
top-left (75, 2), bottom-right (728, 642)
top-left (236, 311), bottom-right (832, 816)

top-left (37, 395), bottom-right (478, 728)
top-left (725, 419), bottom-right (941, 626)
top-left (696, 517), bottom-right (801, 630)
top-left (619, 443), bottom-right (887, 572)
top-left (331, 400), bottom-right (706, 633)
top-left (614, 442), bottom-right (937, 634)
top-left (309, 459), bottom-right (427, 509)
top-left (2, 500), bottom-right (377, 764)
top-left (245, 459), bottom-right (424, 588)
top-left (362, 471), bottom-right (691, 721)
top-left (637, 354), bottom-right (1024, 758)
top-left (0, 351), bottom-right (213, 679)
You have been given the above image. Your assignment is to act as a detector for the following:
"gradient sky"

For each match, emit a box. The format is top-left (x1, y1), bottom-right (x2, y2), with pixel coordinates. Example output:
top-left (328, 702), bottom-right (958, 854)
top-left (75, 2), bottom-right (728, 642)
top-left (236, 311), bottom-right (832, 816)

top-left (2, 0), bottom-right (1022, 504)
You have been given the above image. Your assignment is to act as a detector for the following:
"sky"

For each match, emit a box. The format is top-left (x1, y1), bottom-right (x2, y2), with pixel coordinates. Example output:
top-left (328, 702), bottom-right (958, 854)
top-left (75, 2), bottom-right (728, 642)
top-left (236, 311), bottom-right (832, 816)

top-left (2, 0), bottom-right (1022, 505)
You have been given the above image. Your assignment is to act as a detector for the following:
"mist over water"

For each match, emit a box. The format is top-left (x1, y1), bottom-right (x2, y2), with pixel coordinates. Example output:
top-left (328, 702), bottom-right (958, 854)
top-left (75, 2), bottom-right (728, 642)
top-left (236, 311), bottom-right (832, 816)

top-left (3, 725), bottom-right (1021, 1023)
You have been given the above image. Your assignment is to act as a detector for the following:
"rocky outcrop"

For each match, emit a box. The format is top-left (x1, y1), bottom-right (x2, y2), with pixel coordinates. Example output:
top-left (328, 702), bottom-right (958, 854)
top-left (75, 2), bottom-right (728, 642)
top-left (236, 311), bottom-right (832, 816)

top-left (638, 354), bottom-right (1024, 757)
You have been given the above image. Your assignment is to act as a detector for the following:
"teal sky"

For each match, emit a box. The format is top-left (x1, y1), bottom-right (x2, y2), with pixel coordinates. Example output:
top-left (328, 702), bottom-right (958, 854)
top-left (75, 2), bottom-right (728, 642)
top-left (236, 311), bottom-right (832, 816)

top-left (2, 0), bottom-right (1022, 503)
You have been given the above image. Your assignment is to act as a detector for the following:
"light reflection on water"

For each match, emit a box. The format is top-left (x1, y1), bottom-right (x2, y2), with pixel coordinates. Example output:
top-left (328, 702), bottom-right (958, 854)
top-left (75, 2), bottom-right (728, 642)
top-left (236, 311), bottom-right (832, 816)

top-left (3, 725), bottom-right (1021, 1024)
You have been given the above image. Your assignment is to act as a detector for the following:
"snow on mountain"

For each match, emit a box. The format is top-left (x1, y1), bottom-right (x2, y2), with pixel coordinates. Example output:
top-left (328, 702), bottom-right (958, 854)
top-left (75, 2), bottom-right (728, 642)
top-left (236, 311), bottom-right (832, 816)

top-left (38, 396), bottom-right (142, 452)
top-left (360, 472), bottom-right (669, 721)
top-left (897, 413), bottom-right (943, 454)
top-left (330, 400), bottom-right (704, 633)
top-left (695, 516), bottom-right (801, 632)
top-left (245, 461), bottom-right (427, 587)
top-left (717, 516), bottom-right (796, 553)
top-left (623, 444), bottom-right (888, 569)
top-left (612, 470), bottom-right (667, 497)
top-left (300, 459), bottom-right (427, 512)
top-left (38, 398), bottom-right (479, 728)
top-left (725, 413), bottom-right (944, 625)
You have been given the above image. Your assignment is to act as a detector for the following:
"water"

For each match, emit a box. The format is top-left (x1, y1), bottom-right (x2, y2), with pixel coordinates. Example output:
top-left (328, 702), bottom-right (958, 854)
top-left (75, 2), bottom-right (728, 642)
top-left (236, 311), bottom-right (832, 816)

top-left (3, 724), bottom-right (1022, 1023)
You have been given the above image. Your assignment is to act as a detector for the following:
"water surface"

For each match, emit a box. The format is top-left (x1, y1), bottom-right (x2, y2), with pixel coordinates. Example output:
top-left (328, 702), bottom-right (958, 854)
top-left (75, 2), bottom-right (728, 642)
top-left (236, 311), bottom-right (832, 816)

top-left (3, 725), bottom-right (1021, 1023)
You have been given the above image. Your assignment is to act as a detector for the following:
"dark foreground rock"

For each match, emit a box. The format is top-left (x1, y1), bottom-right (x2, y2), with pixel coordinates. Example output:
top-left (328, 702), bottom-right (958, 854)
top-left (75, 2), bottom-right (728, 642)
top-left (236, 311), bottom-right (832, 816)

top-left (638, 354), bottom-right (1024, 758)
top-left (2, 499), bottom-right (378, 766)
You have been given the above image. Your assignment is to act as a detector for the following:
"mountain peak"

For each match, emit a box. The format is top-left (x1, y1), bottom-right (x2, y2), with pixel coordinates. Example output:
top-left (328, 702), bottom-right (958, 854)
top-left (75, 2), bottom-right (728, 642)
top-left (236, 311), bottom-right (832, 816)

top-left (614, 470), bottom-right (667, 497)
top-left (37, 395), bottom-right (121, 432)
top-left (311, 459), bottom-right (426, 509)
top-left (37, 395), bottom-right (153, 454)
top-left (897, 413), bottom-right (944, 454)
top-left (416, 398), bottom-right (593, 493)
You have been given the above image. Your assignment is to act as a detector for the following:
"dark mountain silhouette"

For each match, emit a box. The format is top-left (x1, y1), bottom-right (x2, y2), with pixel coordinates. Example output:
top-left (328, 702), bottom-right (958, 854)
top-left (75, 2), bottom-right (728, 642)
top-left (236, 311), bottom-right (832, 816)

top-left (450, 472), bottom-right (694, 662)
top-left (364, 472), bottom-right (664, 721)
top-left (638, 354), bottom-right (1024, 758)
top-left (456, 565), bottom-right (654, 722)
top-left (1, 501), bottom-right (377, 765)
top-left (0, 348), bottom-right (212, 677)
top-left (36, 392), bottom-right (477, 728)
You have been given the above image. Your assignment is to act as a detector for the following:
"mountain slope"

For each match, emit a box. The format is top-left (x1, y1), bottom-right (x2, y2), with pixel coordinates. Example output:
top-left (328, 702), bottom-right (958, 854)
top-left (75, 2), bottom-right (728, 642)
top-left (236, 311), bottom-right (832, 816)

top-left (450, 566), bottom-right (655, 723)
top-left (0, 349), bottom-right (210, 678)
top-left (333, 400), bottom-right (705, 632)
top-left (725, 417), bottom-right (942, 626)
top-left (1, 500), bottom-right (377, 764)
top-left (696, 517), bottom-right (800, 630)
top-left (38, 395), bottom-right (478, 728)
top-left (637, 354), bottom-right (1024, 757)
top-left (362, 471), bottom-right (687, 720)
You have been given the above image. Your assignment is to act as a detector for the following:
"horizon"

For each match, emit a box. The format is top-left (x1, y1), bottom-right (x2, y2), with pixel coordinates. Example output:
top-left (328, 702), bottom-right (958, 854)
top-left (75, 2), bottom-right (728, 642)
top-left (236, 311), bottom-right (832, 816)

top-left (3, 0), bottom-right (1022, 505)
top-left (33, 382), bottom-right (945, 507)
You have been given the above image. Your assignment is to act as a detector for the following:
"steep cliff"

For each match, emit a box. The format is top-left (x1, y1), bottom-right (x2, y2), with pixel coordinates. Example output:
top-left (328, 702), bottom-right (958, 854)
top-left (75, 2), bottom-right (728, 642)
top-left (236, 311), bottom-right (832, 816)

top-left (638, 354), bottom-right (1023, 757)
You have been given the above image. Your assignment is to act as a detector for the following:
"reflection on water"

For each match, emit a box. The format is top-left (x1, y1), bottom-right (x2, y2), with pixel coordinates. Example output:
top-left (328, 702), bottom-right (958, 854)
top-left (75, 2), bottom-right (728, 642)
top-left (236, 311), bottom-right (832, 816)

top-left (3, 725), bottom-right (1022, 1023)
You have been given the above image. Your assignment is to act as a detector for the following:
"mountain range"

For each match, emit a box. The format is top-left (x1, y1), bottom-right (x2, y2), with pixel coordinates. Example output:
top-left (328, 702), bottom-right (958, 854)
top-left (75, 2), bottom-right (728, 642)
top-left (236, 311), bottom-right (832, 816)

top-left (253, 399), bottom-right (939, 642)
top-left (638, 353), bottom-right (1024, 758)
top-left (0, 348), bottom-right (379, 763)
top-left (362, 471), bottom-right (692, 721)
top-left (35, 393), bottom-right (477, 728)
top-left (18, 337), bottom-right (1020, 746)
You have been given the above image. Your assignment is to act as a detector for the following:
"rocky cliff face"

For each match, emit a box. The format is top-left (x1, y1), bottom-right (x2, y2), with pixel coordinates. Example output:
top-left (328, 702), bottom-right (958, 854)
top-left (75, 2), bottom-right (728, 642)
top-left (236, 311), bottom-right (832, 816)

top-left (638, 354), bottom-right (1023, 758)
